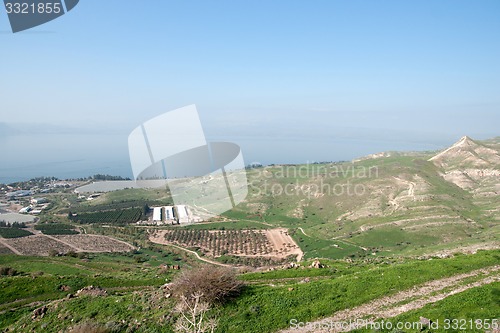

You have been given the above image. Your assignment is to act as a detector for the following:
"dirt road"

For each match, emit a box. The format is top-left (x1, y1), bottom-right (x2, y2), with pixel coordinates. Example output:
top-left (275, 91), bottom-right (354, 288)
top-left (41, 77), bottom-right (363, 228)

top-left (279, 265), bottom-right (499, 333)
top-left (0, 237), bottom-right (22, 255)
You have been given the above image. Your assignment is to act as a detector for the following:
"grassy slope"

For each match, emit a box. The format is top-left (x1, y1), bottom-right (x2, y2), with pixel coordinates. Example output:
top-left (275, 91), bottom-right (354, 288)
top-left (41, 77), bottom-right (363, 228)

top-left (1, 250), bottom-right (498, 332)
top-left (0, 249), bottom-right (181, 313)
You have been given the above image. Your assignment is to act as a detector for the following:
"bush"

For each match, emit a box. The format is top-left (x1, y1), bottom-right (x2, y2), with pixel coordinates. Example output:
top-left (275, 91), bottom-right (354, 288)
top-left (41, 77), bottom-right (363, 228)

top-left (77, 252), bottom-right (88, 259)
top-left (171, 265), bottom-right (243, 305)
top-left (0, 266), bottom-right (18, 276)
top-left (134, 256), bottom-right (147, 263)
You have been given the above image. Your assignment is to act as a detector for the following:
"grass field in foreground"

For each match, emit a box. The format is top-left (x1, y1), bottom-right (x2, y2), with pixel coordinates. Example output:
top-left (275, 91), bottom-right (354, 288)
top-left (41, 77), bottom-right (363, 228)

top-left (1, 249), bottom-right (498, 333)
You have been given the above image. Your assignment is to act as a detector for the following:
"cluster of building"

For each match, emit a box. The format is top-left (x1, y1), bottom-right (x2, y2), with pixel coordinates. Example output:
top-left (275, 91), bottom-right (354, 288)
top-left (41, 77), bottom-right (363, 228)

top-left (2, 180), bottom-right (75, 200)
top-left (138, 205), bottom-right (199, 226)
top-left (18, 197), bottom-right (50, 215)
top-left (0, 186), bottom-right (52, 216)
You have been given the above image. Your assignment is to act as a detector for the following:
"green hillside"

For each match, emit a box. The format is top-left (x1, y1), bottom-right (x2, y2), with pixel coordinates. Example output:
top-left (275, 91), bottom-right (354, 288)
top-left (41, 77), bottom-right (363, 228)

top-left (220, 137), bottom-right (499, 259)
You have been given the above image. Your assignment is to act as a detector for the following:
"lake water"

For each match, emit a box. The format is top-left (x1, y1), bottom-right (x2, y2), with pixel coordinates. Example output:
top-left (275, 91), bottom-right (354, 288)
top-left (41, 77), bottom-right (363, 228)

top-left (0, 132), bottom-right (448, 184)
top-left (0, 133), bottom-right (132, 184)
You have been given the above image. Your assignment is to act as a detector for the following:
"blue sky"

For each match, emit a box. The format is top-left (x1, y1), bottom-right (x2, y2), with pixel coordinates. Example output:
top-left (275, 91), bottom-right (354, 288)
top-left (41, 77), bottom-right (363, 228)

top-left (1, 1), bottom-right (500, 178)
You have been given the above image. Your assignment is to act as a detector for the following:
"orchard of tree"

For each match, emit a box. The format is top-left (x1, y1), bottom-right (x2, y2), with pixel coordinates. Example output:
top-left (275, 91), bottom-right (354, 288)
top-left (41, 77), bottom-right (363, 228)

top-left (69, 208), bottom-right (142, 225)
top-left (164, 229), bottom-right (275, 257)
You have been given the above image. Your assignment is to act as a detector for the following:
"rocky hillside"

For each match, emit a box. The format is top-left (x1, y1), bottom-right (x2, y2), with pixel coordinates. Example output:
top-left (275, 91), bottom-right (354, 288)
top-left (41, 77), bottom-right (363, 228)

top-left (429, 136), bottom-right (500, 234)
top-left (429, 136), bottom-right (500, 189)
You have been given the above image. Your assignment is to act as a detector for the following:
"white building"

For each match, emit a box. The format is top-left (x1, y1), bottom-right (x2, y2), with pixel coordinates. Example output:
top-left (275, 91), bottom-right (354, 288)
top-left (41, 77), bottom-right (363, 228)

top-left (152, 207), bottom-right (162, 222)
top-left (164, 206), bottom-right (175, 222)
top-left (176, 205), bottom-right (190, 224)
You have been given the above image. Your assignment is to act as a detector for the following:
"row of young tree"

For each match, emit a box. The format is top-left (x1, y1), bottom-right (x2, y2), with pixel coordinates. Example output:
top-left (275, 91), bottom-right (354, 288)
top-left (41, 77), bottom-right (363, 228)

top-left (0, 221), bottom-right (27, 228)
top-left (34, 223), bottom-right (79, 235)
top-left (218, 254), bottom-right (295, 267)
top-left (0, 228), bottom-right (33, 238)
top-left (69, 208), bottom-right (143, 225)
top-left (164, 229), bottom-right (275, 256)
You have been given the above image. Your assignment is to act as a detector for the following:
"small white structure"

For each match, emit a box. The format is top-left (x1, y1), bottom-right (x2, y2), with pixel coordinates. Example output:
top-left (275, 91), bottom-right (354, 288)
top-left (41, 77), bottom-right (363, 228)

top-left (143, 205), bottom-right (197, 225)
top-left (87, 193), bottom-right (101, 201)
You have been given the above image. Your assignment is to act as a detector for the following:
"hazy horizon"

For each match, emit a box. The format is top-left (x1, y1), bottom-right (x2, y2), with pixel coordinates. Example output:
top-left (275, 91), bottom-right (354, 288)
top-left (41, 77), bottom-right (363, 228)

top-left (0, 125), bottom-right (495, 184)
top-left (2, 1), bottom-right (500, 183)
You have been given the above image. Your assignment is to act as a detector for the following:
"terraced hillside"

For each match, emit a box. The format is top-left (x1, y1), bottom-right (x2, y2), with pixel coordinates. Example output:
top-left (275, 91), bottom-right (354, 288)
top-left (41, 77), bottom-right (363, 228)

top-left (429, 136), bottom-right (500, 224)
top-left (225, 136), bottom-right (500, 259)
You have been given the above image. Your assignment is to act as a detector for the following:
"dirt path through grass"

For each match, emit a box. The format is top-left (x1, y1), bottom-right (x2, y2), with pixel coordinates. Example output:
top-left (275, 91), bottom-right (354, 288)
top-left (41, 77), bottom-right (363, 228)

top-left (298, 228), bottom-right (309, 237)
top-left (42, 234), bottom-right (82, 251)
top-left (279, 265), bottom-right (500, 333)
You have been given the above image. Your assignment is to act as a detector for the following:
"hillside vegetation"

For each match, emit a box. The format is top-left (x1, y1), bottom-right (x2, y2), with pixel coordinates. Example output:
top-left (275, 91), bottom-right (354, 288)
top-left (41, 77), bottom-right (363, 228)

top-left (222, 136), bottom-right (499, 259)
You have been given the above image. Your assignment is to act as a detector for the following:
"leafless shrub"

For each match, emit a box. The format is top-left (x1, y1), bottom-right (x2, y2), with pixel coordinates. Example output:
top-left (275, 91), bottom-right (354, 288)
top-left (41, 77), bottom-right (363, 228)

top-left (174, 292), bottom-right (218, 333)
top-left (171, 265), bottom-right (243, 305)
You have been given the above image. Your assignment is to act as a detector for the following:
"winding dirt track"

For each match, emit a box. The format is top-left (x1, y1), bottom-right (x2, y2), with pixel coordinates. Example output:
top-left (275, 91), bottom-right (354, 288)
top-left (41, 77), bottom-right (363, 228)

top-left (149, 231), bottom-right (231, 267)
top-left (298, 228), bottom-right (309, 237)
top-left (279, 265), bottom-right (500, 333)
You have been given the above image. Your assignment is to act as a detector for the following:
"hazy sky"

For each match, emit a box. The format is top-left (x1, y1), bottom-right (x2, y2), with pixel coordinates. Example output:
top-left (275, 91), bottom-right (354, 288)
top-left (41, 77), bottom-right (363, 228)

top-left (1, 1), bottom-right (500, 178)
